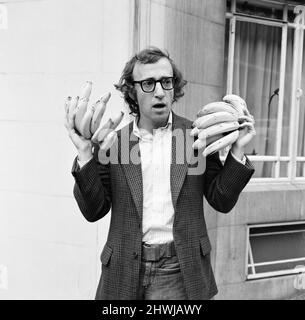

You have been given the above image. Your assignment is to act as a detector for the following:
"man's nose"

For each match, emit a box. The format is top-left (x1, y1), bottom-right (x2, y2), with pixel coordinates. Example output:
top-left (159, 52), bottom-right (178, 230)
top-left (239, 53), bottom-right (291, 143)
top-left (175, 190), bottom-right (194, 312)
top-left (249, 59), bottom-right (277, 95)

top-left (154, 82), bottom-right (165, 98)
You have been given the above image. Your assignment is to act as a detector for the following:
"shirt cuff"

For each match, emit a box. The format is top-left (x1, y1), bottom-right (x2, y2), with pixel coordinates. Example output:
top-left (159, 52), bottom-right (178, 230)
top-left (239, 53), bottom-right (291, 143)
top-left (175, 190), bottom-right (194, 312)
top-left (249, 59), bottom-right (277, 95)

top-left (77, 156), bottom-right (93, 168)
top-left (230, 151), bottom-right (246, 165)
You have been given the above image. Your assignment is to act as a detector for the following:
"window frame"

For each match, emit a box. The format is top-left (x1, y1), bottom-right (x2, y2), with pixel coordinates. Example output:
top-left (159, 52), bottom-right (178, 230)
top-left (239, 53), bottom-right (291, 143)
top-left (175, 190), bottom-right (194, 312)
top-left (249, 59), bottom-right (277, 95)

top-left (246, 220), bottom-right (305, 280)
top-left (225, 0), bottom-right (305, 182)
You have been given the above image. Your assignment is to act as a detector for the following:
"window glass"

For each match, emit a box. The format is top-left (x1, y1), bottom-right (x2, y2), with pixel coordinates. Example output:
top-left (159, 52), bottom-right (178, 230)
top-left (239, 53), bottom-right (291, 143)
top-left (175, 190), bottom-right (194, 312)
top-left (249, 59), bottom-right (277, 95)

top-left (224, 19), bottom-right (230, 95)
top-left (281, 28), bottom-right (294, 157)
top-left (233, 21), bottom-right (282, 158)
top-left (248, 223), bottom-right (305, 278)
top-left (226, 1), bottom-right (305, 180)
top-left (296, 162), bottom-right (305, 177)
top-left (280, 162), bottom-right (288, 177)
top-left (251, 162), bottom-right (276, 178)
top-left (297, 36), bottom-right (305, 158)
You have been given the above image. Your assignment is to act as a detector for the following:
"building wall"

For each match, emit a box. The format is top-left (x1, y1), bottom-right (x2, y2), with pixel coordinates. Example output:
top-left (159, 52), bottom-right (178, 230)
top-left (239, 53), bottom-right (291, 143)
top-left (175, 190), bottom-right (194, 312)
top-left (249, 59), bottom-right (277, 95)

top-left (212, 185), bottom-right (305, 300)
top-left (0, 0), bottom-right (132, 299)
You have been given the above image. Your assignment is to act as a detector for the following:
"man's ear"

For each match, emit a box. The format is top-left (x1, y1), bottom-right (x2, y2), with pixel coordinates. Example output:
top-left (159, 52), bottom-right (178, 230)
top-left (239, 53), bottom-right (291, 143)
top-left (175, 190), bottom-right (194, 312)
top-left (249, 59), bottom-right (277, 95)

top-left (128, 88), bottom-right (137, 103)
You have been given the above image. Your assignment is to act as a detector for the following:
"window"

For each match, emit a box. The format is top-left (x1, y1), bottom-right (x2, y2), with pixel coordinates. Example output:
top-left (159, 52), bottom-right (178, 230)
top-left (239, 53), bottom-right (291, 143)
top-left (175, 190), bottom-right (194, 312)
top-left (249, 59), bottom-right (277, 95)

top-left (225, 0), bottom-right (305, 181)
top-left (247, 221), bottom-right (305, 280)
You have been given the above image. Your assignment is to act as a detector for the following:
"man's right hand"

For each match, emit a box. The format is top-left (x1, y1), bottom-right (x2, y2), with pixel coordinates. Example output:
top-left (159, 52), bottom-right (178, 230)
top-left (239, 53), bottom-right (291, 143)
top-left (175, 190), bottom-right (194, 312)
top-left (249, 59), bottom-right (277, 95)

top-left (64, 82), bottom-right (124, 162)
top-left (64, 96), bottom-right (93, 162)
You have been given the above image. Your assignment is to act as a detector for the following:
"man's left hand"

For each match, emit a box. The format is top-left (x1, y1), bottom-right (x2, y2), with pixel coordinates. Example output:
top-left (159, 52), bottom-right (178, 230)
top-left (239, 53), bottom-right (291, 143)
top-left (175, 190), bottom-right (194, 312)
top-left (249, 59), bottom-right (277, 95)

top-left (231, 114), bottom-right (256, 160)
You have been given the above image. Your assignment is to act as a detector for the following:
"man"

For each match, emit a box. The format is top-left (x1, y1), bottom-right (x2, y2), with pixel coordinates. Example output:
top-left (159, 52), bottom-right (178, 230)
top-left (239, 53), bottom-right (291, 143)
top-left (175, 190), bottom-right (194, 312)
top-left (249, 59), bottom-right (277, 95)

top-left (65, 47), bottom-right (255, 300)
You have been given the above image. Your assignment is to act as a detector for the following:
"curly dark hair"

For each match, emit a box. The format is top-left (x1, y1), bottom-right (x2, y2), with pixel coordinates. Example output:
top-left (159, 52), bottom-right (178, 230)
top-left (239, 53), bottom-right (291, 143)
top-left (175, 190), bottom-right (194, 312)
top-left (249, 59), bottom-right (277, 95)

top-left (114, 47), bottom-right (187, 117)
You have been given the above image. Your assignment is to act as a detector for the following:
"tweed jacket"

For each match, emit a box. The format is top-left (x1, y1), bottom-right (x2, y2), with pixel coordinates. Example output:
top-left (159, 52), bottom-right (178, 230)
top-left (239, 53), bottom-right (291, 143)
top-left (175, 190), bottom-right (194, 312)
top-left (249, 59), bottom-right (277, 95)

top-left (72, 111), bottom-right (255, 300)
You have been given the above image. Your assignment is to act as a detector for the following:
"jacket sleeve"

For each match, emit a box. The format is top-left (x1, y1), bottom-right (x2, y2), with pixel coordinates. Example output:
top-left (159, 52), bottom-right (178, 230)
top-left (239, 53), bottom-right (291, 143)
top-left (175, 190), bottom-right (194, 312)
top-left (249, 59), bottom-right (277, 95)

top-left (71, 148), bottom-right (112, 222)
top-left (203, 151), bottom-right (255, 213)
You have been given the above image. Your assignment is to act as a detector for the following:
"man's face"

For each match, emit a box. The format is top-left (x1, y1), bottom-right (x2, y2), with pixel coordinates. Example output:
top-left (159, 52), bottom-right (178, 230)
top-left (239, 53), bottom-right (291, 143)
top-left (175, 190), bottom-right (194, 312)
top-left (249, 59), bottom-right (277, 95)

top-left (132, 57), bottom-right (174, 131)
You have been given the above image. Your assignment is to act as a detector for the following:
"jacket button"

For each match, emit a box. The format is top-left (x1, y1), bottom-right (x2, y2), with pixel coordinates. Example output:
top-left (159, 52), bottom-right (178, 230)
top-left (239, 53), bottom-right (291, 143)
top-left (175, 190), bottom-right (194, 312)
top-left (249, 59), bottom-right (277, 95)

top-left (133, 252), bottom-right (138, 259)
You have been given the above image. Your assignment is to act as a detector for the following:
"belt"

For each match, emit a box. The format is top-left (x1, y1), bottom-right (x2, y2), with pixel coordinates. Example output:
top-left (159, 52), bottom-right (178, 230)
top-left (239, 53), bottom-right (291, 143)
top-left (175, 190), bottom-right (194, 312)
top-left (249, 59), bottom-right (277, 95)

top-left (141, 241), bottom-right (176, 261)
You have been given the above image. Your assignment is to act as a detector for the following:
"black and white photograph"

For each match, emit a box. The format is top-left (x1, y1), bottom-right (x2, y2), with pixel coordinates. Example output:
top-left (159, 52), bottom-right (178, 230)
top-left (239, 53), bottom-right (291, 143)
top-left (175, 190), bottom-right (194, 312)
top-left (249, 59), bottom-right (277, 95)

top-left (1, 0), bottom-right (305, 305)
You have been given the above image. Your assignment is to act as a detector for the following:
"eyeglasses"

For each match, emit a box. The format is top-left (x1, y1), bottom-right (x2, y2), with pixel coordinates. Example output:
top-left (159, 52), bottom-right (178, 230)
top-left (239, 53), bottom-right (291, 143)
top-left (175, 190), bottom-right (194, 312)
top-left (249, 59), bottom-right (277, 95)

top-left (133, 77), bottom-right (174, 93)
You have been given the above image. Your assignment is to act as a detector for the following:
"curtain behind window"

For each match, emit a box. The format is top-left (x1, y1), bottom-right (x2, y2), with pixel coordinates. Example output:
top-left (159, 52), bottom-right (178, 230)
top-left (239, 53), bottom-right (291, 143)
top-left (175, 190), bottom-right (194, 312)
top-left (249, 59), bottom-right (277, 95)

top-left (228, 20), bottom-right (305, 177)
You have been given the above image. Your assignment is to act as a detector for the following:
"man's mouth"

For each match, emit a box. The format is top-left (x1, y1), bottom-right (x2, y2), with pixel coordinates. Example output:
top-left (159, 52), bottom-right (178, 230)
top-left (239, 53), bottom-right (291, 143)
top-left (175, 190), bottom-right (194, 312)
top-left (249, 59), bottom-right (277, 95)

top-left (152, 103), bottom-right (166, 109)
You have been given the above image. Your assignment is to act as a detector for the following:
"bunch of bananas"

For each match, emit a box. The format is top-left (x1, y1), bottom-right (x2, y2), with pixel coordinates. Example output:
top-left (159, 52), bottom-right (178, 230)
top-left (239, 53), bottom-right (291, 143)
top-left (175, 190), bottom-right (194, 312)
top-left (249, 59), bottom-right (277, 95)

top-left (191, 94), bottom-right (251, 157)
top-left (66, 81), bottom-right (124, 150)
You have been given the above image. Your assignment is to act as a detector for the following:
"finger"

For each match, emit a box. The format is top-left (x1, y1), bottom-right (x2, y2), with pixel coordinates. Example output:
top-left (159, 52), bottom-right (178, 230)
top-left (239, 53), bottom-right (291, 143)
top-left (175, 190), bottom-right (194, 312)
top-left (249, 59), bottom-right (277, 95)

top-left (250, 114), bottom-right (255, 124)
top-left (243, 108), bottom-right (251, 117)
top-left (239, 122), bottom-right (256, 133)
top-left (238, 115), bottom-right (254, 122)
top-left (238, 115), bottom-right (255, 124)
top-left (68, 128), bottom-right (84, 146)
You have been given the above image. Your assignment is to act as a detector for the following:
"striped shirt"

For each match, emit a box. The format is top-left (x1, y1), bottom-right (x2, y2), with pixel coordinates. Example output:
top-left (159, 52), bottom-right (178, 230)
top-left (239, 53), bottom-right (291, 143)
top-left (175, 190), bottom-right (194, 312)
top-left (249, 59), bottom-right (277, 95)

top-left (133, 112), bottom-right (174, 244)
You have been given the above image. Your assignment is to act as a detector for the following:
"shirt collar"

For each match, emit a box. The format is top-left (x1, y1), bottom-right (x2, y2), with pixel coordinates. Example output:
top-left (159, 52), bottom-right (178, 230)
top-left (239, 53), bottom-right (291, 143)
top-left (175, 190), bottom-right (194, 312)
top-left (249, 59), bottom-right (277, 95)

top-left (133, 111), bottom-right (173, 139)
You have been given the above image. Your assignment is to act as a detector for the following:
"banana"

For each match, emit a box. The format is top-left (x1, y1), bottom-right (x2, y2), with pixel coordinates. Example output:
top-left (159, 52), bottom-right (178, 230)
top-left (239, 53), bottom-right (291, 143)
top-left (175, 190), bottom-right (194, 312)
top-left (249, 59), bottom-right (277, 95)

top-left (92, 111), bottom-right (123, 145)
top-left (74, 81), bottom-right (93, 134)
top-left (190, 126), bottom-right (200, 137)
top-left (198, 121), bottom-right (240, 140)
top-left (79, 103), bottom-right (95, 139)
top-left (74, 98), bottom-right (89, 134)
top-left (64, 96), bottom-right (71, 114)
top-left (91, 118), bottom-right (114, 143)
top-left (67, 96), bottom-right (79, 128)
top-left (80, 81), bottom-right (92, 101)
top-left (197, 102), bottom-right (238, 117)
top-left (223, 94), bottom-right (250, 116)
top-left (192, 133), bottom-right (224, 150)
top-left (192, 111), bottom-right (238, 132)
top-left (90, 93), bottom-right (111, 135)
top-left (110, 111), bottom-right (124, 130)
top-left (68, 96), bottom-right (78, 116)
top-left (99, 130), bottom-right (118, 151)
top-left (202, 130), bottom-right (239, 157)
top-left (192, 138), bottom-right (206, 150)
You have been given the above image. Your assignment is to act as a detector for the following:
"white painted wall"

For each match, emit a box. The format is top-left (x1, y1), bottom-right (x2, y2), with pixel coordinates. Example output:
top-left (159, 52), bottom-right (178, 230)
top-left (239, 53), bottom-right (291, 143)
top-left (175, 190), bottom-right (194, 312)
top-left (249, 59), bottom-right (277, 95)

top-left (0, 0), bottom-right (133, 299)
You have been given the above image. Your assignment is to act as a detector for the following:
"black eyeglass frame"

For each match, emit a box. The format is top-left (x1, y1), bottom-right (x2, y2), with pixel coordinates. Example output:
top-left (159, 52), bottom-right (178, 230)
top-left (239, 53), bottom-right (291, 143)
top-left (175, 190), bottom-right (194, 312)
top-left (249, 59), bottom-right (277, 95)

top-left (132, 77), bottom-right (175, 93)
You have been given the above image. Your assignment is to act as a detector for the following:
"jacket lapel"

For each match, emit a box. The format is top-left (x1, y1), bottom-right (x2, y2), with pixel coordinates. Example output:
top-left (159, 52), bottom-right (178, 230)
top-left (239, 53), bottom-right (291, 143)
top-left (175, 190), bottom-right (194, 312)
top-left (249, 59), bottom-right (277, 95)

top-left (170, 112), bottom-right (188, 210)
top-left (119, 122), bottom-right (143, 219)
top-left (119, 112), bottom-right (189, 218)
